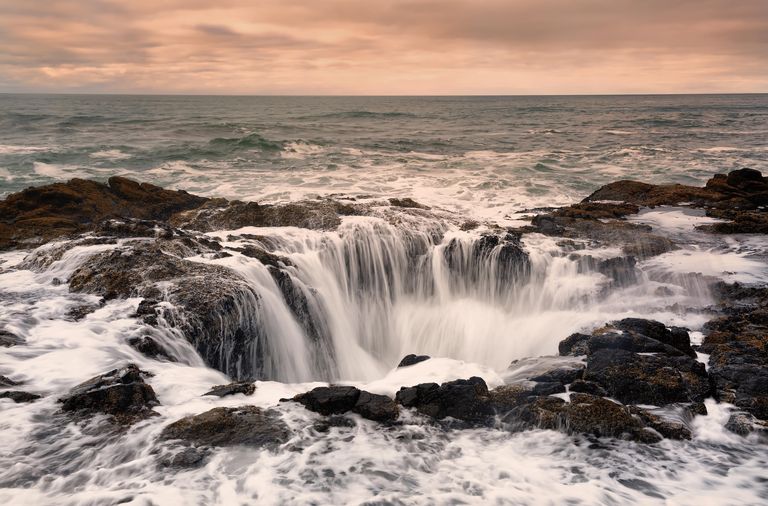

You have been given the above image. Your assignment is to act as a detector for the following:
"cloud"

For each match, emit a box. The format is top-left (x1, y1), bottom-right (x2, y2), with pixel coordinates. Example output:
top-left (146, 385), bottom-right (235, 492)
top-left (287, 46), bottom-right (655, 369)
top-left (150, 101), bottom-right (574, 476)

top-left (0, 0), bottom-right (766, 93)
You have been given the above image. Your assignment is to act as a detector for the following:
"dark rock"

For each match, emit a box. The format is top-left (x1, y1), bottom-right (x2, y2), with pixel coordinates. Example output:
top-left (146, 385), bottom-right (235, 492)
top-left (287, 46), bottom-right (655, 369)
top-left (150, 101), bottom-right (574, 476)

top-left (395, 377), bottom-right (492, 422)
top-left (0, 391), bottom-right (42, 403)
top-left (0, 330), bottom-right (24, 347)
top-left (568, 380), bottom-right (608, 396)
top-left (313, 415), bottom-right (356, 433)
top-left (0, 375), bottom-right (21, 387)
top-left (58, 364), bottom-right (159, 424)
top-left (290, 386), bottom-right (361, 416)
top-left (127, 335), bottom-right (171, 361)
top-left (234, 245), bottom-right (291, 268)
top-left (202, 381), bottom-right (256, 398)
top-left (353, 391), bottom-right (399, 422)
top-left (443, 234), bottom-right (531, 289)
top-left (488, 384), bottom-right (537, 412)
top-left (397, 354), bottom-right (431, 367)
top-left (160, 406), bottom-right (289, 448)
top-left (158, 446), bottom-right (210, 469)
top-left (564, 394), bottom-right (652, 441)
top-left (725, 412), bottom-right (768, 437)
top-left (629, 406), bottom-right (693, 440)
top-left (530, 366), bottom-right (585, 384)
top-left (0, 177), bottom-right (208, 250)
top-left (611, 318), bottom-right (696, 357)
top-left (559, 333), bottom-right (591, 356)
top-left (531, 382), bottom-right (566, 396)
top-left (65, 304), bottom-right (101, 321)
top-left (389, 197), bottom-right (429, 209)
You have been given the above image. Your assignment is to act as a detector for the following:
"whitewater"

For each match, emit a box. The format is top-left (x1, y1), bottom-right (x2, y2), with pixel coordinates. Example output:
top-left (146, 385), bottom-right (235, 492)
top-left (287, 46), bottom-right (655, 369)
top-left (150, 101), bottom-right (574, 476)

top-left (1, 94), bottom-right (768, 505)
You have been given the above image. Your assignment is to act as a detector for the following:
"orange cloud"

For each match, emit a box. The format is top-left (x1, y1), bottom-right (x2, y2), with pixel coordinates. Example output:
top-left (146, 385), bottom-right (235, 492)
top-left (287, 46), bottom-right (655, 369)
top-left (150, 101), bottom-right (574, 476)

top-left (0, 0), bottom-right (766, 94)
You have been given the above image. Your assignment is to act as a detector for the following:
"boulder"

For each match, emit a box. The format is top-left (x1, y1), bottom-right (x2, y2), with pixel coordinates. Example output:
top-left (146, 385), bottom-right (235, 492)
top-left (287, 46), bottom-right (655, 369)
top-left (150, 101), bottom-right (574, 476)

top-left (0, 330), bottom-right (24, 347)
top-left (395, 377), bottom-right (493, 422)
top-left (397, 354), bottom-right (431, 367)
top-left (353, 391), bottom-right (399, 422)
top-left (202, 381), bottom-right (256, 398)
top-left (58, 364), bottom-right (159, 424)
top-left (287, 385), bottom-right (399, 423)
top-left (725, 412), bottom-right (768, 438)
top-left (127, 335), bottom-right (172, 361)
top-left (160, 406), bottom-right (289, 448)
top-left (0, 391), bottom-right (42, 403)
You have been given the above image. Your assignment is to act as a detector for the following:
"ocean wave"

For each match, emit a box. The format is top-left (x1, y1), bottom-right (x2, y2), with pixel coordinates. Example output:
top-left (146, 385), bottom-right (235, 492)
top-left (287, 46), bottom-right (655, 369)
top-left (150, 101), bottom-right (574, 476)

top-left (208, 133), bottom-right (283, 152)
top-left (302, 111), bottom-right (418, 120)
top-left (0, 144), bottom-right (51, 155)
top-left (90, 149), bottom-right (132, 161)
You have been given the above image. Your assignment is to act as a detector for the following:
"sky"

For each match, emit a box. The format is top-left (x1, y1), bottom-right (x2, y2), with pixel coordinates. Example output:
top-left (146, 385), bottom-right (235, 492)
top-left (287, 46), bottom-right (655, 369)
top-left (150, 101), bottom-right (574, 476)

top-left (1, 0), bottom-right (767, 95)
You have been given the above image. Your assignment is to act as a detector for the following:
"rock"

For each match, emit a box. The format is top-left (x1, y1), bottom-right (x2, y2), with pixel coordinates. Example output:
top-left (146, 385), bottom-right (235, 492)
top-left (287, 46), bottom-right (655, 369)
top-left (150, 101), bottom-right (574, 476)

top-left (0, 375), bottom-right (21, 387)
top-left (610, 318), bottom-right (696, 357)
top-left (443, 233), bottom-right (531, 289)
top-left (0, 391), bottom-right (42, 403)
top-left (629, 406), bottom-right (693, 440)
top-left (564, 394), bottom-right (653, 441)
top-left (397, 354), bottom-right (430, 367)
top-left (202, 381), bottom-right (256, 398)
top-left (531, 382), bottom-right (566, 396)
top-left (0, 330), bottom-right (24, 347)
top-left (58, 364), bottom-right (159, 424)
top-left (389, 198), bottom-right (430, 210)
top-left (395, 377), bottom-right (492, 422)
top-left (568, 380), bottom-right (608, 397)
top-left (487, 384), bottom-right (537, 412)
top-left (158, 446), bottom-right (210, 469)
top-left (127, 335), bottom-right (172, 360)
top-left (353, 391), bottom-right (399, 422)
top-left (312, 415), bottom-right (357, 433)
top-left (584, 348), bottom-right (709, 406)
top-left (530, 365), bottom-right (585, 385)
top-left (290, 386), bottom-right (361, 416)
top-left (584, 180), bottom-right (717, 207)
top-left (725, 412), bottom-right (768, 437)
top-left (0, 177), bottom-right (208, 250)
top-left (160, 406), bottom-right (289, 448)
top-left (559, 333), bottom-right (591, 356)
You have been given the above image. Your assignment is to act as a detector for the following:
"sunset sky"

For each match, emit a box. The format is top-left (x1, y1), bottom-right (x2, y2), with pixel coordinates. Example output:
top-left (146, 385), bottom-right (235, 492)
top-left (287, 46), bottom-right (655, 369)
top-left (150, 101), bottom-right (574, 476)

top-left (1, 0), bottom-right (767, 95)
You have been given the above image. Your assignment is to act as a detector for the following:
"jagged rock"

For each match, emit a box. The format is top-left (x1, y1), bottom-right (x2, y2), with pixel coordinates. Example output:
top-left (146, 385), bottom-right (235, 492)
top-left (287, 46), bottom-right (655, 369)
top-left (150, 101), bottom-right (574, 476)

top-left (0, 375), bottom-right (21, 387)
top-left (58, 364), bottom-right (159, 424)
top-left (610, 318), bottom-right (696, 357)
top-left (65, 303), bottom-right (102, 321)
top-left (389, 198), bottom-right (429, 210)
top-left (202, 381), bottom-right (256, 398)
top-left (397, 354), bottom-right (430, 367)
top-left (160, 406), bottom-right (289, 448)
top-left (288, 385), bottom-right (399, 422)
top-left (530, 365), bottom-right (585, 385)
top-left (395, 377), bottom-right (493, 422)
top-left (0, 176), bottom-right (208, 250)
top-left (352, 391), bottom-right (399, 422)
top-left (725, 412), bottom-right (768, 437)
top-left (0, 330), bottom-right (24, 347)
top-left (487, 384), bottom-right (537, 412)
top-left (158, 446), bottom-right (211, 469)
top-left (629, 406), bottom-right (693, 440)
top-left (0, 391), bottom-right (42, 403)
top-left (531, 382), bottom-right (566, 396)
top-left (559, 333), bottom-right (591, 356)
top-left (568, 380), bottom-right (608, 396)
top-left (312, 415), bottom-right (357, 433)
top-left (443, 233), bottom-right (531, 288)
top-left (128, 336), bottom-right (172, 360)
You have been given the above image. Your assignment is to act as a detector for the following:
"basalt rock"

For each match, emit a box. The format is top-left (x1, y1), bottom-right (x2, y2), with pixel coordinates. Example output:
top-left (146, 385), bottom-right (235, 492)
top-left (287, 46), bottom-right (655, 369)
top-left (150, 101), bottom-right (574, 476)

top-left (397, 354), bottom-right (431, 367)
top-left (288, 385), bottom-right (399, 422)
top-left (0, 391), bottom-right (42, 403)
top-left (389, 197), bottom-right (430, 210)
top-left (128, 335), bottom-right (172, 361)
top-left (443, 233), bottom-right (531, 288)
top-left (0, 177), bottom-right (208, 250)
top-left (58, 364), bottom-right (159, 424)
top-left (160, 406), bottom-right (290, 448)
top-left (0, 330), bottom-right (24, 347)
top-left (395, 377), bottom-right (493, 422)
top-left (725, 412), bottom-right (768, 438)
top-left (202, 381), bottom-right (256, 398)
top-left (0, 375), bottom-right (21, 387)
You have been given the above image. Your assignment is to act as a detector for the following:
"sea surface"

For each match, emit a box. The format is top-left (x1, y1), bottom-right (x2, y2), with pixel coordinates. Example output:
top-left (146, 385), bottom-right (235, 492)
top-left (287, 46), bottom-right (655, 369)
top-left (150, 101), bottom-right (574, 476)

top-left (1, 94), bottom-right (768, 505)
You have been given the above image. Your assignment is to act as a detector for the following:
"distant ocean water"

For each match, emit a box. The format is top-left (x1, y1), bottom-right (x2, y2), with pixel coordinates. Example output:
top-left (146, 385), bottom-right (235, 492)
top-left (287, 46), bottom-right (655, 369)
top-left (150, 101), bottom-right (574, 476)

top-left (1, 94), bottom-right (767, 222)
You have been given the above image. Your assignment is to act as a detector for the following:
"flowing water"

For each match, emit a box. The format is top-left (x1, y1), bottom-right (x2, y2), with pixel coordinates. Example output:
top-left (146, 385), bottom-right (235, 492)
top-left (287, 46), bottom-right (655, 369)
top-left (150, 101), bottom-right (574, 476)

top-left (1, 94), bottom-right (768, 505)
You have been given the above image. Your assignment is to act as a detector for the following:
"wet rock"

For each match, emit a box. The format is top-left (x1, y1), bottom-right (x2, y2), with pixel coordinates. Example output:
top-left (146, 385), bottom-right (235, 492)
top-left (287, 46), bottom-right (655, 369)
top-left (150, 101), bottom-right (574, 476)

top-left (353, 391), bottom-right (399, 422)
top-left (0, 176), bottom-right (208, 250)
top-left (389, 197), bottom-right (430, 209)
top-left (610, 318), bottom-right (696, 357)
top-left (725, 412), bottom-right (768, 437)
top-left (291, 386), bottom-right (361, 416)
top-left (568, 380), bottom-right (608, 396)
top-left (127, 336), bottom-right (172, 361)
top-left (65, 303), bottom-right (102, 322)
top-left (94, 218), bottom-right (176, 239)
top-left (443, 233), bottom-right (531, 289)
top-left (0, 330), bottom-right (24, 347)
top-left (202, 381), bottom-right (256, 398)
top-left (158, 446), bottom-right (211, 469)
top-left (0, 391), bottom-right (42, 403)
top-left (584, 180), bottom-right (718, 207)
top-left (531, 382), bottom-right (566, 396)
top-left (559, 333), bottom-right (591, 356)
top-left (629, 406), bottom-right (693, 440)
top-left (234, 245), bottom-right (291, 268)
top-left (487, 384), bottom-right (537, 412)
top-left (160, 406), bottom-right (289, 448)
top-left (565, 394), bottom-right (653, 441)
top-left (58, 364), bottom-right (159, 424)
top-left (397, 354), bottom-right (431, 367)
top-left (0, 375), bottom-right (21, 387)
top-left (395, 377), bottom-right (493, 422)
top-left (530, 365), bottom-right (585, 385)
top-left (312, 415), bottom-right (356, 433)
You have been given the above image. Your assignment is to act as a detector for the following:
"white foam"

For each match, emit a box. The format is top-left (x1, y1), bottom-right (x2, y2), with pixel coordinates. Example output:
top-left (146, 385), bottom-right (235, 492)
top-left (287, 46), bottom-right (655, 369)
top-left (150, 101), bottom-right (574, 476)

top-left (90, 149), bottom-right (131, 161)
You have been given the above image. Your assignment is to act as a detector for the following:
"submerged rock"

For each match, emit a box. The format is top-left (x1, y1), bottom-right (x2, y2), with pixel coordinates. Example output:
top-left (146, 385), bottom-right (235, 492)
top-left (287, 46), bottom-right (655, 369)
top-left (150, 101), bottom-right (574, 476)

top-left (0, 391), bottom-right (42, 403)
top-left (725, 412), bottom-right (768, 438)
top-left (0, 330), bottom-right (24, 347)
top-left (160, 406), bottom-right (289, 448)
top-left (202, 381), bottom-right (256, 398)
top-left (127, 335), bottom-right (172, 361)
top-left (0, 375), bottom-right (21, 387)
top-left (58, 364), bottom-right (159, 424)
top-left (397, 354), bottom-right (431, 367)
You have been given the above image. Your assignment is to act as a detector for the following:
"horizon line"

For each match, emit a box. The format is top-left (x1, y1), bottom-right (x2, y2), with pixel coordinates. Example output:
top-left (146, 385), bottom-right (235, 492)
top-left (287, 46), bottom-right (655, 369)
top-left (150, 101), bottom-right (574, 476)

top-left (1, 91), bottom-right (767, 98)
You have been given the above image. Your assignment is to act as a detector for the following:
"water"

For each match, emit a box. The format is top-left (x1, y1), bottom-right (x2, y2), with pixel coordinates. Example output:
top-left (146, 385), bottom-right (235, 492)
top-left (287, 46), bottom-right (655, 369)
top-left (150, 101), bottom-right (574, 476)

top-left (1, 94), bottom-right (768, 505)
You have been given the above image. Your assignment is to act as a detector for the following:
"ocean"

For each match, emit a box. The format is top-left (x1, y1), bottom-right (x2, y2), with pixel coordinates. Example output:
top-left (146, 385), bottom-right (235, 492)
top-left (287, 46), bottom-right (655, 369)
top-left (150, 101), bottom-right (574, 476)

top-left (1, 94), bottom-right (768, 505)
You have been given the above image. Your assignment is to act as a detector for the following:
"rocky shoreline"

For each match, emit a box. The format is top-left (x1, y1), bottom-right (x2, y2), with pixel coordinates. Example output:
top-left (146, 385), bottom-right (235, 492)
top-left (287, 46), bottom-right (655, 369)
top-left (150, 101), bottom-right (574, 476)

top-left (1, 169), bottom-right (767, 468)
